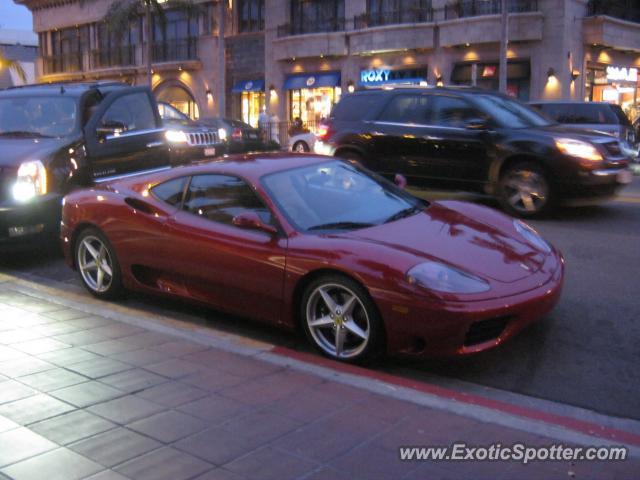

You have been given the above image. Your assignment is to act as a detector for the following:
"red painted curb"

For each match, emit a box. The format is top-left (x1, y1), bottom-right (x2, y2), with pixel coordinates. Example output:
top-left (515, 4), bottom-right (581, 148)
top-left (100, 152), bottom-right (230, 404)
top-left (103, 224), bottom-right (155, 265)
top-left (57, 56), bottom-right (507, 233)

top-left (271, 346), bottom-right (640, 447)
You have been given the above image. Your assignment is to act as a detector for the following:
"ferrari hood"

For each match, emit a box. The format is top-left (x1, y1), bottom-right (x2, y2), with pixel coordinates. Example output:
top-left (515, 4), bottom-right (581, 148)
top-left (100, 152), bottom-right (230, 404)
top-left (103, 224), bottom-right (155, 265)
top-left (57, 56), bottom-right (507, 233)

top-left (344, 201), bottom-right (547, 283)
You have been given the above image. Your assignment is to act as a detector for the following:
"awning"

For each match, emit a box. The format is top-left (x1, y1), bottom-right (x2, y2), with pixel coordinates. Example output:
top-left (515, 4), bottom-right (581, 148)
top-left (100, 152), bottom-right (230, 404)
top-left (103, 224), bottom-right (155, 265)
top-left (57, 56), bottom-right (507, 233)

top-left (283, 72), bottom-right (341, 90)
top-left (231, 79), bottom-right (265, 93)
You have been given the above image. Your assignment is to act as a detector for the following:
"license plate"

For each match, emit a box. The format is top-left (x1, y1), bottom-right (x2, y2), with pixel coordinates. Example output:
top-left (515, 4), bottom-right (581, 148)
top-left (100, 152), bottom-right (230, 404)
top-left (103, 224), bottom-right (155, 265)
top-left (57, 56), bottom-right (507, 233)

top-left (204, 148), bottom-right (216, 157)
top-left (248, 133), bottom-right (258, 139)
top-left (617, 169), bottom-right (633, 184)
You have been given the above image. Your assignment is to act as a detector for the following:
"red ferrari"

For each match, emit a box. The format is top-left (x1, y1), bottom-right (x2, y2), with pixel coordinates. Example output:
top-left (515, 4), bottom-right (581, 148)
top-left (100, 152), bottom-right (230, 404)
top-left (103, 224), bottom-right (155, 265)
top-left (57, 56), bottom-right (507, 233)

top-left (61, 154), bottom-right (564, 362)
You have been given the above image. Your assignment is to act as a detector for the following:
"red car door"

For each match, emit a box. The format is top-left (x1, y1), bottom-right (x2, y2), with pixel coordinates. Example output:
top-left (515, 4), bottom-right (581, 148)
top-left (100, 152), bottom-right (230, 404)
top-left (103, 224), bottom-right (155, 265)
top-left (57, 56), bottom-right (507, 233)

top-left (162, 174), bottom-right (288, 325)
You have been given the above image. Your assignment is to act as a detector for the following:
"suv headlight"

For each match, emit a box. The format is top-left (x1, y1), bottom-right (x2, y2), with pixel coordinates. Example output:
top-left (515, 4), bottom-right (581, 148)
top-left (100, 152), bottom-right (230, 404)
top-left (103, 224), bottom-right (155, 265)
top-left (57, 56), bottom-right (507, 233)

top-left (13, 160), bottom-right (47, 202)
top-left (514, 220), bottom-right (551, 253)
top-left (165, 129), bottom-right (188, 143)
top-left (555, 138), bottom-right (602, 163)
top-left (406, 261), bottom-right (490, 294)
top-left (218, 127), bottom-right (227, 141)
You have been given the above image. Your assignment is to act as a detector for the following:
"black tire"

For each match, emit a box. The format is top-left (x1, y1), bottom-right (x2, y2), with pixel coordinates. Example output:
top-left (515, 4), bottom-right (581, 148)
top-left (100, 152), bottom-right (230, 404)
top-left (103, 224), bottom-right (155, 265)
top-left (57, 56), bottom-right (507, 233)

top-left (74, 227), bottom-right (124, 300)
top-left (498, 161), bottom-right (554, 218)
top-left (300, 274), bottom-right (385, 363)
top-left (293, 141), bottom-right (309, 152)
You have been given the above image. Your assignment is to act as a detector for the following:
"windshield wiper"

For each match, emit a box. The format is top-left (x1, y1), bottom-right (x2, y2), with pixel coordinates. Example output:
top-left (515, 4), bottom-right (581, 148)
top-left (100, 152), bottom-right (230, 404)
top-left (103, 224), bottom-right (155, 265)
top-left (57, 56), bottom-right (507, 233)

top-left (385, 206), bottom-right (422, 223)
top-left (307, 221), bottom-right (376, 231)
top-left (0, 131), bottom-right (53, 138)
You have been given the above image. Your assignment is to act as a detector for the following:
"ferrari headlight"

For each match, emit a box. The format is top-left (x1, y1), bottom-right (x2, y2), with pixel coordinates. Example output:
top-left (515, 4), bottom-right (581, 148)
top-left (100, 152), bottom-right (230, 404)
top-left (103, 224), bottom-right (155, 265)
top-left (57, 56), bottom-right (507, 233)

top-left (218, 127), bottom-right (227, 141)
top-left (406, 261), bottom-right (489, 294)
top-left (514, 220), bottom-right (551, 253)
top-left (13, 160), bottom-right (47, 202)
top-left (165, 129), bottom-right (189, 143)
top-left (555, 138), bottom-right (602, 162)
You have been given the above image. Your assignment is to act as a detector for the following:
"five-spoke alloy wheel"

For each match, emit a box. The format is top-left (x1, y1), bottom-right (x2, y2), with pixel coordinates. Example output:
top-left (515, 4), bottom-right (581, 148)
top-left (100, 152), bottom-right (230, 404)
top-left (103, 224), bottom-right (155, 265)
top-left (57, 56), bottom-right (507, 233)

top-left (499, 162), bottom-right (553, 217)
top-left (302, 275), bottom-right (383, 362)
top-left (75, 228), bottom-right (123, 299)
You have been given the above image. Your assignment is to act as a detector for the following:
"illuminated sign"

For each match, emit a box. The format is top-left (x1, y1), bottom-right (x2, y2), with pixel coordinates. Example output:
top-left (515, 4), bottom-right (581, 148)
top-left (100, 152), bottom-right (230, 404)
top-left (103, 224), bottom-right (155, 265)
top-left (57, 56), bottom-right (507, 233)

top-left (360, 68), bottom-right (391, 84)
top-left (482, 65), bottom-right (497, 78)
top-left (606, 66), bottom-right (638, 82)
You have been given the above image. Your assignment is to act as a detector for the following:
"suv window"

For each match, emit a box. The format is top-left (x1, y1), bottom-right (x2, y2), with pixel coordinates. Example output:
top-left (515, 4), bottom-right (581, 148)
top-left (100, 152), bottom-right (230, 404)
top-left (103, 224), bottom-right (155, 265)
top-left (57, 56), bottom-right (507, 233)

top-left (332, 94), bottom-right (382, 121)
top-left (102, 92), bottom-right (157, 132)
top-left (430, 95), bottom-right (483, 128)
top-left (151, 177), bottom-right (188, 206)
top-left (535, 103), bottom-right (618, 125)
top-left (183, 174), bottom-right (272, 226)
top-left (378, 95), bottom-right (430, 124)
top-left (610, 105), bottom-right (632, 127)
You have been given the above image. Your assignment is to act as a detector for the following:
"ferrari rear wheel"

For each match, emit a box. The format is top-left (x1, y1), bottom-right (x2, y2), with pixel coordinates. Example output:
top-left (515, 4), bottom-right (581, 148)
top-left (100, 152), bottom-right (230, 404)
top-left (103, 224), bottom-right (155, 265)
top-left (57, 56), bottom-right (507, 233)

top-left (301, 275), bottom-right (384, 363)
top-left (75, 228), bottom-right (123, 300)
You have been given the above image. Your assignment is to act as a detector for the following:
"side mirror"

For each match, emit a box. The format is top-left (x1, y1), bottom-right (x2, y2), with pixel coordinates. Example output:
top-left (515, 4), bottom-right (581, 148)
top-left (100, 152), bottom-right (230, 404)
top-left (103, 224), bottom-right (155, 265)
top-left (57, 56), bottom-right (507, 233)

top-left (394, 173), bottom-right (407, 189)
top-left (96, 120), bottom-right (127, 141)
top-left (464, 118), bottom-right (489, 131)
top-left (232, 211), bottom-right (278, 235)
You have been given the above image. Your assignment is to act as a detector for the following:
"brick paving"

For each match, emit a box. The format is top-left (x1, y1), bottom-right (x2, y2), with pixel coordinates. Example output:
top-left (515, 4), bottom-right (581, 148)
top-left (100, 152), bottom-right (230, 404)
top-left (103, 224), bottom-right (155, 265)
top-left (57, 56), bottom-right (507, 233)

top-left (0, 289), bottom-right (637, 479)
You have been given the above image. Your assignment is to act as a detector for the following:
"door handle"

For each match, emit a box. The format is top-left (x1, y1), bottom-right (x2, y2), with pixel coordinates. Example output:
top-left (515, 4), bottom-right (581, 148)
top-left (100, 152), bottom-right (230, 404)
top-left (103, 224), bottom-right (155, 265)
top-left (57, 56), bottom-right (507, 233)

top-left (146, 141), bottom-right (164, 148)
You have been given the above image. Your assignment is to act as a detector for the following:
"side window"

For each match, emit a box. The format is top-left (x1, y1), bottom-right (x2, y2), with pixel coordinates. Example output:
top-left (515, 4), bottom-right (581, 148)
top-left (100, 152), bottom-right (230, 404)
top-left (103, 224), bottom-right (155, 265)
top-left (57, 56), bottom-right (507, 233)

top-left (183, 175), bottom-right (273, 226)
top-left (151, 177), bottom-right (188, 207)
top-left (430, 96), bottom-right (485, 128)
top-left (101, 92), bottom-right (157, 132)
top-left (378, 95), bottom-right (430, 124)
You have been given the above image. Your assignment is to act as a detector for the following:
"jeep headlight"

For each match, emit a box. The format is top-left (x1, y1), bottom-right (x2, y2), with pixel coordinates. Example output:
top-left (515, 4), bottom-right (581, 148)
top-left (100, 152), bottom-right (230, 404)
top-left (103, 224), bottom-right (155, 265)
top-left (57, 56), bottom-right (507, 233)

top-left (406, 261), bottom-right (490, 294)
top-left (218, 127), bottom-right (227, 141)
top-left (165, 129), bottom-right (188, 143)
top-left (13, 160), bottom-right (47, 202)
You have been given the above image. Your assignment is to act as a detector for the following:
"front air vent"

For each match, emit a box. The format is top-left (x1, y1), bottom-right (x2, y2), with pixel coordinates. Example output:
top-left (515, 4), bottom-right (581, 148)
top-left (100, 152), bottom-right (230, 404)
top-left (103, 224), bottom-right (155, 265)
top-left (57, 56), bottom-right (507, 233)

top-left (464, 316), bottom-right (511, 347)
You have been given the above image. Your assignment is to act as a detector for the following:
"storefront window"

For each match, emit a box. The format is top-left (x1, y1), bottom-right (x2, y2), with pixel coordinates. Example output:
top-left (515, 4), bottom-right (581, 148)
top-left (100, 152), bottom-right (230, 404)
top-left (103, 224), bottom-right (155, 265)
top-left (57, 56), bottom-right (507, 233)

top-left (586, 65), bottom-right (639, 120)
top-left (241, 91), bottom-right (265, 127)
top-left (156, 84), bottom-right (200, 119)
top-left (289, 86), bottom-right (341, 129)
top-left (451, 60), bottom-right (531, 101)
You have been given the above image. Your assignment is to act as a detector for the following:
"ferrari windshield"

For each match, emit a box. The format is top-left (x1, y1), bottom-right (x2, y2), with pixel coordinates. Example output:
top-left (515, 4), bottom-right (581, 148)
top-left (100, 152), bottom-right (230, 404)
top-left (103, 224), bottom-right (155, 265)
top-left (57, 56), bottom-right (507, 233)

top-left (0, 96), bottom-right (78, 137)
top-left (262, 161), bottom-right (425, 232)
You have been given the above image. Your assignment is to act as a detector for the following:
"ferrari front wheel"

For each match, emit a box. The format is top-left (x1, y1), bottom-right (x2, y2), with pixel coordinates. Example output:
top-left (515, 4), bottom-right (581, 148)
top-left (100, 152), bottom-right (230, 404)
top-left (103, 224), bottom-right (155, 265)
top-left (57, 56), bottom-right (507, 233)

top-left (301, 275), bottom-right (384, 363)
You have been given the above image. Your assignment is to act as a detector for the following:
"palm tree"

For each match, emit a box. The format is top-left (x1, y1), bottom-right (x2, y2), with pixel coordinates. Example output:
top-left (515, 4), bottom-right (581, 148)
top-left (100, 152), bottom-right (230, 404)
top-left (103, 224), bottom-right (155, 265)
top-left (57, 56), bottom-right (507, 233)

top-left (80, 0), bottom-right (201, 86)
top-left (0, 52), bottom-right (27, 85)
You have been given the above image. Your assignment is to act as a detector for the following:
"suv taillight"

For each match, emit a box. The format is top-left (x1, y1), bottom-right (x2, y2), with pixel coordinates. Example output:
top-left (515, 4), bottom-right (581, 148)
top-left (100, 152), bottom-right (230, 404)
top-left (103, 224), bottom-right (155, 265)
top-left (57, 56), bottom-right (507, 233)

top-left (317, 123), bottom-right (332, 141)
top-left (231, 128), bottom-right (243, 140)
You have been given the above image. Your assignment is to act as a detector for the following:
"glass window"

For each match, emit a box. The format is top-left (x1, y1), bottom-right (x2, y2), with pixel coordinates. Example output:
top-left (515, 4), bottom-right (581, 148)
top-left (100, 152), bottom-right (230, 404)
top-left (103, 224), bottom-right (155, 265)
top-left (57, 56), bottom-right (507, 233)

top-left (238, 0), bottom-right (265, 32)
top-left (151, 177), bottom-right (188, 206)
top-left (290, 0), bottom-right (345, 34)
top-left (156, 85), bottom-right (200, 120)
top-left (537, 103), bottom-right (623, 126)
top-left (470, 94), bottom-right (554, 129)
top-left (289, 86), bottom-right (340, 130)
top-left (158, 102), bottom-right (190, 121)
top-left (183, 175), bottom-right (272, 226)
top-left (378, 94), bottom-right (430, 124)
top-left (429, 95), bottom-right (484, 128)
top-left (262, 161), bottom-right (424, 232)
top-left (102, 92), bottom-right (157, 132)
top-left (331, 94), bottom-right (381, 121)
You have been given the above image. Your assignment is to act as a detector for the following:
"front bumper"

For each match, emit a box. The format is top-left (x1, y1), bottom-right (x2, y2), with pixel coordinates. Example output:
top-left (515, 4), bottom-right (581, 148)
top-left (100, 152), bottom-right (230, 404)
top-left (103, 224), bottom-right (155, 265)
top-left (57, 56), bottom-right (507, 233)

top-left (0, 193), bottom-right (63, 248)
top-left (558, 165), bottom-right (632, 201)
top-left (377, 258), bottom-right (564, 357)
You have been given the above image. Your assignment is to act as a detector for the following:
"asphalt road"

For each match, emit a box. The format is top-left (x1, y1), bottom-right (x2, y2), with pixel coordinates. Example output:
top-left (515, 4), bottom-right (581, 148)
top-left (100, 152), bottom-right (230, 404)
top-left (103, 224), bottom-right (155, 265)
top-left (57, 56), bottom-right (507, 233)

top-left (2, 177), bottom-right (639, 421)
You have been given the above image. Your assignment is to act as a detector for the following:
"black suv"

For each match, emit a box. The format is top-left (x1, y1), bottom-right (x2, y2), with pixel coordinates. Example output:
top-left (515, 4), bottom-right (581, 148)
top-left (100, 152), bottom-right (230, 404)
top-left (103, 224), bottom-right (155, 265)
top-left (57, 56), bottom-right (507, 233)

top-left (315, 87), bottom-right (633, 217)
top-left (0, 81), bottom-right (170, 248)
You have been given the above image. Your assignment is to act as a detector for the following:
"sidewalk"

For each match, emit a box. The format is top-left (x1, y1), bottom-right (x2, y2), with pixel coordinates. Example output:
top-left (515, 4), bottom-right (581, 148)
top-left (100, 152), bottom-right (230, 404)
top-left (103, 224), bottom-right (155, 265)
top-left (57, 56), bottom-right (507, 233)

top-left (0, 280), bottom-right (638, 480)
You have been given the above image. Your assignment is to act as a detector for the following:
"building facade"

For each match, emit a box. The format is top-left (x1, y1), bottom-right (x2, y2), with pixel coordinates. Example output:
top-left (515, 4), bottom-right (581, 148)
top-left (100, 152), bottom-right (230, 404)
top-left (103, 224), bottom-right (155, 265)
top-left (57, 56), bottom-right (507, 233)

top-left (16, 0), bottom-right (640, 134)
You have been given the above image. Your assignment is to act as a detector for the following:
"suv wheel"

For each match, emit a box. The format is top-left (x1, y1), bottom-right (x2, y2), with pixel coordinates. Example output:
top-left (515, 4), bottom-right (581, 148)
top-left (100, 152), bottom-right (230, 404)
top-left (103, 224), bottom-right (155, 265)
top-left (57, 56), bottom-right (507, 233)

top-left (499, 162), bottom-right (553, 217)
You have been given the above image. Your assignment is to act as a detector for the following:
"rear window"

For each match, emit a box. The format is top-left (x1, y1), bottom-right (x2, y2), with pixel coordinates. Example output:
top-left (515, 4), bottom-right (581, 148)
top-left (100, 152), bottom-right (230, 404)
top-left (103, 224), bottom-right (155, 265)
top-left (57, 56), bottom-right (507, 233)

top-left (535, 103), bottom-right (619, 125)
top-left (331, 94), bottom-right (382, 121)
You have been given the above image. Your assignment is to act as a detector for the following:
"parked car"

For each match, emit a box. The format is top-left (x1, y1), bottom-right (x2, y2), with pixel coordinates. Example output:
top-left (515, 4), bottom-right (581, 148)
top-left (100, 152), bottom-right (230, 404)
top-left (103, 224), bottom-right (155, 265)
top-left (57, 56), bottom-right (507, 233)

top-left (198, 117), bottom-right (265, 153)
top-left (315, 87), bottom-right (633, 217)
top-left (0, 81), bottom-right (171, 249)
top-left (61, 154), bottom-right (563, 362)
top-left (529, 101), bottom-right (637, 147)
top-left (157, 102), bottom-right (224, 162)
top-left (289, 131), bottom-right (316, 153)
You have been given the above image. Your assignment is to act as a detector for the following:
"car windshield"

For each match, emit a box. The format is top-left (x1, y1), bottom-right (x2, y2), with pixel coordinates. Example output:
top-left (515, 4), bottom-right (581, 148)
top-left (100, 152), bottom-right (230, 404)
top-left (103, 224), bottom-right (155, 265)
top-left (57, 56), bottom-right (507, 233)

top-left (471, 94), bottom-right (555, 129)
top-left (0, 96), bottom-right (78, 137)
top-left (262, 161), bottom-right (426, 232)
